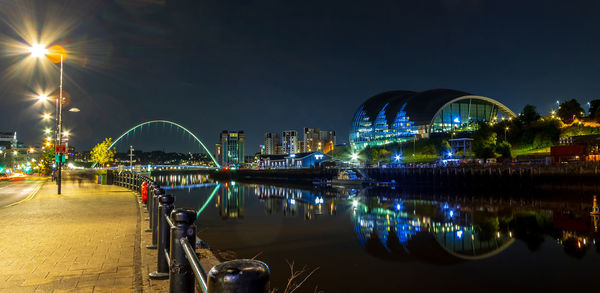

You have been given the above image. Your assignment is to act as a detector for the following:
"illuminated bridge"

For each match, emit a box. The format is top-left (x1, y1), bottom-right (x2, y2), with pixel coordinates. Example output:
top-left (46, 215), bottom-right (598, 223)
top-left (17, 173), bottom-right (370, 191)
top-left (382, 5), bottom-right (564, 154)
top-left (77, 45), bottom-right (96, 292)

top-left (92, 120), bottom-right (219, 168)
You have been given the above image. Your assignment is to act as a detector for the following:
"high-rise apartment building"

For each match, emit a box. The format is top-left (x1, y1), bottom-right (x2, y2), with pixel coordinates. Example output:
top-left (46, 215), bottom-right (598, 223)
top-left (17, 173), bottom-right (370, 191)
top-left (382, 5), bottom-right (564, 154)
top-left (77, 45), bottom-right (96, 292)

top-left (303, 128), bottom-right (336, 153)
top-left (281, 130), bottom-right (298, 154)
top-left (216, 130), bottom-right (245, 166)
top-left (263, 132), bottom-right (282, 155)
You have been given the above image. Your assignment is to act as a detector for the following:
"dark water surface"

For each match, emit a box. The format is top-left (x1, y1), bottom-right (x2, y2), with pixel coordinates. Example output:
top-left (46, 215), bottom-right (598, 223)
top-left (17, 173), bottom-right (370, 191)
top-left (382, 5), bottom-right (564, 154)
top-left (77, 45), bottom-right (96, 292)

top-left (153, 174), bottom-right (599, 292)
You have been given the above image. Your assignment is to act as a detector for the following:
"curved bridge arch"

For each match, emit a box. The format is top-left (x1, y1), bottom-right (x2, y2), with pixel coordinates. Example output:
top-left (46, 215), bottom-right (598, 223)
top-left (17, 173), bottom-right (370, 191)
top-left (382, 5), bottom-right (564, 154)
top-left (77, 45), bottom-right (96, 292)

top-left (93, 120), bottom-right (219, 168)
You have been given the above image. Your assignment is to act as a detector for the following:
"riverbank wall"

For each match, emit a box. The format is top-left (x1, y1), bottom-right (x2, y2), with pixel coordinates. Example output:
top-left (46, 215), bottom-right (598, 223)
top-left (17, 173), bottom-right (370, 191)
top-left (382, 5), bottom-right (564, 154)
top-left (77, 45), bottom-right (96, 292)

top-left (210, 168), bottom-right (337, 183)
top-left (208, 165), bottom-right (600, 192)
top-left (365, 166), bottom-right (600, 192)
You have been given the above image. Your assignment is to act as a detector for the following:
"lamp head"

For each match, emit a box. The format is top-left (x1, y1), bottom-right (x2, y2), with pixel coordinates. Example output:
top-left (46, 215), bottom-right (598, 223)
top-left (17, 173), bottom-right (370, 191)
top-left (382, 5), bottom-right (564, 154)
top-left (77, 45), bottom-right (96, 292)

top-left (28, 44), bottom-right (48, 58)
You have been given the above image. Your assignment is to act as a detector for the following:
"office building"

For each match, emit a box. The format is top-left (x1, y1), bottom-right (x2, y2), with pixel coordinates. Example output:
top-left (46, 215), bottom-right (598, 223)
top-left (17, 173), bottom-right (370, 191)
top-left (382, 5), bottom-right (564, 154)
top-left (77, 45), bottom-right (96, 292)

top-left (216, 130), bottom-right (245, 166)
top-left (0, 132), bottom-right (17, 150)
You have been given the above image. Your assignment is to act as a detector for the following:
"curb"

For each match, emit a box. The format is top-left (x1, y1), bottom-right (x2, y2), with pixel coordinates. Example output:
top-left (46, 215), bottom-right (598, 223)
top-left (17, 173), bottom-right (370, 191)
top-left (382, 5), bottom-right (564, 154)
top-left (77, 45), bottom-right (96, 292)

top-left (4, 179), bottom-right (46, 208)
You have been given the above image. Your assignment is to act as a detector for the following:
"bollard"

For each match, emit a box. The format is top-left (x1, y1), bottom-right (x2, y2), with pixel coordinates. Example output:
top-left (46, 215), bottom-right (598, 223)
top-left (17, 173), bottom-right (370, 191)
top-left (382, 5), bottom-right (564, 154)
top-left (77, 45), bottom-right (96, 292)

top-left (147, 187), bottom-right (164, 249)
top-left (149, 193), bottom-right (175, 279)
top-left (169, 209), bottom-right (197, 293)
top-left (207, 259), bottom-right (270, 293)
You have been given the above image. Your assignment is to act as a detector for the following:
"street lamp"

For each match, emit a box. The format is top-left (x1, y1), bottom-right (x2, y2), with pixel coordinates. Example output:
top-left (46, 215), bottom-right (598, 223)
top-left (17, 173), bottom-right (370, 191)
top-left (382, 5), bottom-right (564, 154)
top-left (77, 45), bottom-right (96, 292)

top-left (29, 43), bottom-right (67, 194)
top-left (37, 94), bottom-right (49, 102)
top-left (504, 127), bottom-right (509, 141)
top-left (28, 44), bottom-right (48, 58)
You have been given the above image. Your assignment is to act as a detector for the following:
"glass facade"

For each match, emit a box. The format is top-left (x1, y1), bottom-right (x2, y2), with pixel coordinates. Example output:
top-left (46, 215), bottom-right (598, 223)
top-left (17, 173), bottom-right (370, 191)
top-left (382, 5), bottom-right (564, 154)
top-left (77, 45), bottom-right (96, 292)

top-left (430, 98), bottom-right (509, 133)
top-left (350, 94), bottom-right (513, 150)
top-left (350, 104), bottom-right (418, 149)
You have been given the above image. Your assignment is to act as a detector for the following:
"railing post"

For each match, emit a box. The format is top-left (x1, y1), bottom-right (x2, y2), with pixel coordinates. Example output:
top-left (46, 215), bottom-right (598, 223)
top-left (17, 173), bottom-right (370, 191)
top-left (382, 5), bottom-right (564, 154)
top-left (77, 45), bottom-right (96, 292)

top-left (145, 184), bottom-right (155, 230)
top-left (169, 209), bottom-right (197, 293)
top-left (147, 187), bottom-right (164, 249)
top-left (208, 259), bottom-right (270, 293)
top-left (135, 174), bottom-right (140, 193)
top-left (149, 193), bottom-right (175, 280)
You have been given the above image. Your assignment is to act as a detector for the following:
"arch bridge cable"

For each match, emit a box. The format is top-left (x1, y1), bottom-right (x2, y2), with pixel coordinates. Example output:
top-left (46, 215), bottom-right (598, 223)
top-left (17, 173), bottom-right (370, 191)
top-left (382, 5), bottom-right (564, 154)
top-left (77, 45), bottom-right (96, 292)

top-left (91, 120), bottom-right (220, 168)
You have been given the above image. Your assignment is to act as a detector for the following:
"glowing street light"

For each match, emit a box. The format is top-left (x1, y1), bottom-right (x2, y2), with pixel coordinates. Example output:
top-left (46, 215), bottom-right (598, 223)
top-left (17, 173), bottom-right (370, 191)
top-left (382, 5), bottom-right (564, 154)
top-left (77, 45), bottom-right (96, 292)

top-left (28, 43), bottom-right (48, 58)
top-left (351, 153), bottom-right (359, 161)
top-left (28, 43), bottom-right (68, 194)
top-left (37, 94), bottom-right (49, 102)
top-left (44, 128), bottom-right (51, 134)
top-left (42, 113), bottom-right (52, 120)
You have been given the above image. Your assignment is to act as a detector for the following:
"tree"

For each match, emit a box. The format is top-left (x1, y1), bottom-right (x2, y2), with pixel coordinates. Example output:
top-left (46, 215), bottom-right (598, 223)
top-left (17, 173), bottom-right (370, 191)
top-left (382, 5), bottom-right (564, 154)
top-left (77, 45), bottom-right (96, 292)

top-left (589, 99), bottom-right (600, 121)
top-left (368, 148), bottom-right (392, 166)
top-left (472, 122), bottom-right (498, 158)
top-left (519, 104), bottom-right (540, 125)
top-left (37, 144), bottom-right (56, 175)
top-left (91, 138), bottom-right (116, 167)
top-left (495, 141), bottom-right (512, 159)
top-left (557, 99), bottom-right (584, 124)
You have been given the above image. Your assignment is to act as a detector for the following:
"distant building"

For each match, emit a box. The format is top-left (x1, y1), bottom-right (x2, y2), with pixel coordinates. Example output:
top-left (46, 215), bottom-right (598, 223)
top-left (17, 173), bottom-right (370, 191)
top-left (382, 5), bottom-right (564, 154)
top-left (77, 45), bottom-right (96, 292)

top-left (257, 151), bottom-right (330, 169)
top-left (0, 132), bottom-right (17, 150)
top-left (216, 130), bottom-right (245, 166)
top-left (263, 132), bottom-right (282, 155)
top-left (303, 128), bottom-right (336, 153)
top-left (350, 89), bottom-right (516, 150)
top-left (282, 130), bottom-right (299, 154)
top-left (551, 135), bottom-right (600, 163)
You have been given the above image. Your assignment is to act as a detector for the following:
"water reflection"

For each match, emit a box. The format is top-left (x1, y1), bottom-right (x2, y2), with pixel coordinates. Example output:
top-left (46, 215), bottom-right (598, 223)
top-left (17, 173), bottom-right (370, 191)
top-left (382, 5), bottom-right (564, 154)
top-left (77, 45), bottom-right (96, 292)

top-left (255, 185), bottom-right (343, 219)
top-left (151, 173), bottom-right (600, 262)
top-left (217, 182), bottom-right (245, 219)
top-left (152, 173), bottom-right (213, 190)
top-left (208, 183), bottom-right (600, 261)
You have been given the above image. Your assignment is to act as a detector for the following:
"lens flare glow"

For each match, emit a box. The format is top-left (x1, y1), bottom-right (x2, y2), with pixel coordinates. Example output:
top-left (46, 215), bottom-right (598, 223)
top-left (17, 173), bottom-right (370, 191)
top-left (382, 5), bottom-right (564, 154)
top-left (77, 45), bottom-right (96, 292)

top-left (28, 43), bottom-right (48, 58)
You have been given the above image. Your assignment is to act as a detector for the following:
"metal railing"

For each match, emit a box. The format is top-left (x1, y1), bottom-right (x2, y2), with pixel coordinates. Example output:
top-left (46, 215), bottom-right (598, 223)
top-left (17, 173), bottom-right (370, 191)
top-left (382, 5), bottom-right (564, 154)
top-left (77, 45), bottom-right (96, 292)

top-left (112, 171), bottom-right (270, 293)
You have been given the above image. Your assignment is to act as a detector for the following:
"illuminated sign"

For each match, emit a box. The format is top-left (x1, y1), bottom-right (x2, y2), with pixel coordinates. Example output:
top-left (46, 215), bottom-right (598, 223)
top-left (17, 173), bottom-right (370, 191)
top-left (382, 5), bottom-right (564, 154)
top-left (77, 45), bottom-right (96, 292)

top-left (315, 154), bottom-right (324, 160)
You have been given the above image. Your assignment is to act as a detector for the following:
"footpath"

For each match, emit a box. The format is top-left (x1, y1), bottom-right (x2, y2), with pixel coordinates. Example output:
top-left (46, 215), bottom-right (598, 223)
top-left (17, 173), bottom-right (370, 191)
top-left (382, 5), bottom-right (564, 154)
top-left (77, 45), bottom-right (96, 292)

top-left (0, 178), bottom-right (140, 292)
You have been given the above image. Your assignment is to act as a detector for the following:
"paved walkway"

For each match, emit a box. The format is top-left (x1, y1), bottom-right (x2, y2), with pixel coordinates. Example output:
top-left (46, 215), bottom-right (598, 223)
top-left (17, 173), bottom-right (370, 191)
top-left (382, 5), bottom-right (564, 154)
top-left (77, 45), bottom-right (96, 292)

top-left (0, 176), bottom-right (141, 292)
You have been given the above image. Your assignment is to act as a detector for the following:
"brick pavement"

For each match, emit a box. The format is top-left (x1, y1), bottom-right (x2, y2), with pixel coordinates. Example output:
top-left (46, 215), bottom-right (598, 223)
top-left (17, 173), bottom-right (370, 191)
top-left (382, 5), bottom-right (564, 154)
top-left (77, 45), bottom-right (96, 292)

top-left (0, 177), bottom-right (141, 292)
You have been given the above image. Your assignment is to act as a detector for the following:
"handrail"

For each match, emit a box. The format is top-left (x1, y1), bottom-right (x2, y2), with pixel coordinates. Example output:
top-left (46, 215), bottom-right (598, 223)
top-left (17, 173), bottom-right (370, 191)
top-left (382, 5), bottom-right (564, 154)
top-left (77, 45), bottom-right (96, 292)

top-left (166, 216), bottom-right (174, 228)
top-left (164, 249), bottom-right (171, 267)
top-left (111, 171), bottom-right (270, 293)
top-left (180, 238), bottom-right (209, 293)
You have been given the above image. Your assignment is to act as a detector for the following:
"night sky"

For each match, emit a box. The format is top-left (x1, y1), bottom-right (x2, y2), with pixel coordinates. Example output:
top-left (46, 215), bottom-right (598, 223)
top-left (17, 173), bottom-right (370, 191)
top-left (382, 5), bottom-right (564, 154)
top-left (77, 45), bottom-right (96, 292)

top-left (2, 0), bottom-right (600, 154)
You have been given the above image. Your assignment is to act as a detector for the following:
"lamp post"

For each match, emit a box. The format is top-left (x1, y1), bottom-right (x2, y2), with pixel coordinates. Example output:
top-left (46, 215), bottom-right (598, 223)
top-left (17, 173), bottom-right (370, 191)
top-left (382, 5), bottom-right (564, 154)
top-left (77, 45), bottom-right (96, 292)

top-left (29, 43), bottom-right (66, 194)
top-left (504, 127), bottom-right (509, 141)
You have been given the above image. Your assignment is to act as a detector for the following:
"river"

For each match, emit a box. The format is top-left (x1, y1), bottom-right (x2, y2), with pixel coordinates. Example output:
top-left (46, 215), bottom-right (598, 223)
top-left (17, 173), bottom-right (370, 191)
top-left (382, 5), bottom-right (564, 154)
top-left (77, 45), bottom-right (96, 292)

top-left (152, 173), bottom-right (599, 292)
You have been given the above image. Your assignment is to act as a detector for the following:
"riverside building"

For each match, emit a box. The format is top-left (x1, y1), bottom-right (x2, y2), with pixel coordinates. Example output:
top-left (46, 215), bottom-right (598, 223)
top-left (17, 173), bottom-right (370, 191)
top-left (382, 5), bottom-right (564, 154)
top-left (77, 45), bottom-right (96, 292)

top-left (282, 130), bottom-right (299, 154)
top-left (349, 89), bottom-right (516, 150)
top-left (216, 130), bottom-right (245, 166)
top-left (303, 128), bottom-right (336, 153)
top-left (263, 132), bottom-right (282, 155)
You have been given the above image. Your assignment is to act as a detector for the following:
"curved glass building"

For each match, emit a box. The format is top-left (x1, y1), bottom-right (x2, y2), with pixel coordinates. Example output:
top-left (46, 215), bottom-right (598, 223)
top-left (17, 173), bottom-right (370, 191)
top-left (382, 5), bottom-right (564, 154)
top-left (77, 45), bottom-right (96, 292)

top-left (350, 89), bottom-right (516, 149)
